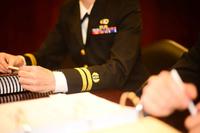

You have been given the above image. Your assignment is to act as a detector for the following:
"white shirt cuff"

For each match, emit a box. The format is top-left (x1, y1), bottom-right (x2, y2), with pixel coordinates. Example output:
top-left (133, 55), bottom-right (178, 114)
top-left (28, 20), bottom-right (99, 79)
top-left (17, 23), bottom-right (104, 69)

top-left (53, 71), bottom-right (68, 93)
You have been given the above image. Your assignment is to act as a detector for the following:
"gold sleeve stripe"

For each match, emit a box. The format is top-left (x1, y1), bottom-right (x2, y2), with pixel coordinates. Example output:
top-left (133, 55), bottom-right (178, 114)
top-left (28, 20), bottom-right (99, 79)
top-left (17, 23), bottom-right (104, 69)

top-left (81, 67), bottom-right (92, 91)
top-left (24, 53), bottom-right (37, 65)
top-left (75, 68), bottom-right (87, 91)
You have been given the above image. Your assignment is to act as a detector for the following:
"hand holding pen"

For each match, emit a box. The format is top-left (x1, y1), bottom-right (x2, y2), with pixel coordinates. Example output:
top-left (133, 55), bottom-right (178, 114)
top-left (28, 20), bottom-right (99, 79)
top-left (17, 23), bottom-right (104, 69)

top-left (7, 66), bottom-right (19, 75)
top-left (0, 52), bottom-right (24, 73)
top-left (140, 69), bottom-right (198, 117)
top-left (170, 69), bottom-right (197, 116)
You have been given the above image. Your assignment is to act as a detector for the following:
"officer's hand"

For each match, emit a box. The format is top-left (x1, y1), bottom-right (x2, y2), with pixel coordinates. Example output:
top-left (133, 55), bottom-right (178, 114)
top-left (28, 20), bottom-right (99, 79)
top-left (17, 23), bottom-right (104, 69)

top-left (185, 103), bottom-right (200, 133)
top-left (0, 52), bottom-right (25, 73)
top-left (141, 70), bottom-right (197, 117)
top-left (18, 66), bottom-right (55, 93)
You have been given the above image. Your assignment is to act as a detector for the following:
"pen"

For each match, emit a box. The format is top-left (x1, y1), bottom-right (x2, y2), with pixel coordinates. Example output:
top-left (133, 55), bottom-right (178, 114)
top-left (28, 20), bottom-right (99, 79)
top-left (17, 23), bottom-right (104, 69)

top-left (135, 103), bottom-right (145, 118)
top-left (170, 69), bottom-right (198, 116)
top-left (119, 92), bottom-right (146, 118)
top-left (8, 66), bottom-right (19, 71)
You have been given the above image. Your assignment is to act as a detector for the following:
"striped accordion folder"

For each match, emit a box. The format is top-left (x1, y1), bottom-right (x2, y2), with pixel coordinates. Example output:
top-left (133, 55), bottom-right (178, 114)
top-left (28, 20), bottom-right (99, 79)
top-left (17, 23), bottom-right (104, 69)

top-left (0, 74), bottom-right (24, 94)
top-left (0, 74), bottom-right (52, 104)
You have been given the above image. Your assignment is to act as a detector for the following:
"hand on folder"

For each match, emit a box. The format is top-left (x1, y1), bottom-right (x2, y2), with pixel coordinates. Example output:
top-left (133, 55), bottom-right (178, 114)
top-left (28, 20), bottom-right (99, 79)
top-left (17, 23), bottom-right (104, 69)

top-left (0, 52), bottom-right (25, 73)
top-left (18, 66), bottom-right (55, 93)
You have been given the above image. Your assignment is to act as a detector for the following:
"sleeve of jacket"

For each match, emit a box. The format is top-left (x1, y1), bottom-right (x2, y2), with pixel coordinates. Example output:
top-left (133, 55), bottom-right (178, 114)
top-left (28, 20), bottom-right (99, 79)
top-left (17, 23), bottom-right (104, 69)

top-left (62, 0), bottom-right (145, 93)
top-left (174, 42), bottom-right (200, 93)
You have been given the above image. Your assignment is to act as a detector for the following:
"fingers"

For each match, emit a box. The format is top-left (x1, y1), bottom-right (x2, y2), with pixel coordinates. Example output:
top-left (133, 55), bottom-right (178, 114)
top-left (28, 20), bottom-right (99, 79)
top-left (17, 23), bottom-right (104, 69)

top-left (185, 112), bottom-right (200, 133)
top-left (188, 127), bottom-right (200, 133)
top-left (141, 70), bottom-right (194, 117)
top-left (185, 83), bottom-right (198, 100)
top-left (161, 71), bottom-right (190, 109)
top-left (20, 84), bottom-right (51, 93)
top-left (18, 66), bottom-right (55, 93)
top-left (196, 103), bottom-right (200, 110)
top-left (18, 67), bottom-right (35, 78)
top-left (184, 103), bottom-right (200, 133)
top-left (19, 66), bottom-right (39, 72)
top-left (19, 73), bottom-right (45, 92)
top-left (141, 89), bottom-right (174, 116)
top-left (142, 73), bottom-right (176, 116)
top-left (0, 53), bottom-right (24, 73)
top-left (185, 114), bottom-right (200, 129)
top-left (0, 53), bottom-right (10, 73)
top-left (15, 55), bottom-right (25, 67)
top-left (0, 64), bottom-right (10, 73)
top-left (18, 67), bottom-right (41, 86)
top-left (158, 71), bottom-right (190, 109)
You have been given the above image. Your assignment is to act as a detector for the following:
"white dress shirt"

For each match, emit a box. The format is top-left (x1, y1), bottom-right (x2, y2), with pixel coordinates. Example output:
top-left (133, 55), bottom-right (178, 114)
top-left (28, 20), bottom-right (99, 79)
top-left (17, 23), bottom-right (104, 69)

top-left (79, 0), bottom-right (93, 44)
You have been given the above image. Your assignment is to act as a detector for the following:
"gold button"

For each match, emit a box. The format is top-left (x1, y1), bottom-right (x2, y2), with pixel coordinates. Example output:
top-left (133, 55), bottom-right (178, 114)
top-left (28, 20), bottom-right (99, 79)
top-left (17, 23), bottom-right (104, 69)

top-left (84, 65), bottom-right (88, 68)
top-left (80, 49), bottom-right (86, 56)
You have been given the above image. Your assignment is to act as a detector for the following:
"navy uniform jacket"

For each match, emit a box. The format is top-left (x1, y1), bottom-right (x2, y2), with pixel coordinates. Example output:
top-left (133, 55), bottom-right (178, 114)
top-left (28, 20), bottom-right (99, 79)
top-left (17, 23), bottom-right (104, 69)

top-left (24, 0), bottom-right (149, 93)
top-left (174, 42), bottom-right (200, 94)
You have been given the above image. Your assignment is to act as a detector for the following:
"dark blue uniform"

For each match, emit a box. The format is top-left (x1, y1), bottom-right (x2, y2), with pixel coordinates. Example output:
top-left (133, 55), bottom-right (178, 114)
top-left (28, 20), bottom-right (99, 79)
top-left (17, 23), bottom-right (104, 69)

top-left (24, 0), bottom-right (149, 93)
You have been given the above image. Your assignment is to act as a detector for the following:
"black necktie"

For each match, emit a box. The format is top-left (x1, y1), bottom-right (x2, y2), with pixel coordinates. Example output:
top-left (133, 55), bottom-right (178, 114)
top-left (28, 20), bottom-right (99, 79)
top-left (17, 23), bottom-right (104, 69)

top-left (81, 13), bottom-right (89, 23)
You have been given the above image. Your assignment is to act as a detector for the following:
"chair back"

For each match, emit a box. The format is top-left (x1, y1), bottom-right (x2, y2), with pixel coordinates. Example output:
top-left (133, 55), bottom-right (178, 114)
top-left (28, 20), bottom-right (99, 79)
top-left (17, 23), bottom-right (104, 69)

top-left (141, 39), bottom-right (188, 74)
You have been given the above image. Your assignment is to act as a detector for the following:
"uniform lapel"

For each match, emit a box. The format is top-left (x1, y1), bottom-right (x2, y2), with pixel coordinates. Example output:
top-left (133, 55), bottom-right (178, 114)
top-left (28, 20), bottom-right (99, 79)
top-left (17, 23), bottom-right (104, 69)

top-left (86, 0), bottom-right (103, 45)
top-left (70, 0), bottom-right (83, 46)
top-left (86, 0), bottom-right (106, 44)
top-left (70, 0), bottom-right (105, 46)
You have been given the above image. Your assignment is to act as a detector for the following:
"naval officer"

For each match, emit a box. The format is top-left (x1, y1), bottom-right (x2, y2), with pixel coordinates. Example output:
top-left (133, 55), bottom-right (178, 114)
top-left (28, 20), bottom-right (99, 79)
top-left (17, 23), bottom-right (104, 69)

top-left (0, 0), bottom-right (149, 94)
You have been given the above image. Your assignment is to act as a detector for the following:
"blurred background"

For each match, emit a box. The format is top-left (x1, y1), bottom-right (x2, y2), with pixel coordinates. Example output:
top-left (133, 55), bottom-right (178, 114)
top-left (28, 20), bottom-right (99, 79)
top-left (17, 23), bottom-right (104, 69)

top-left (0, 0), bottom-right (200, 54)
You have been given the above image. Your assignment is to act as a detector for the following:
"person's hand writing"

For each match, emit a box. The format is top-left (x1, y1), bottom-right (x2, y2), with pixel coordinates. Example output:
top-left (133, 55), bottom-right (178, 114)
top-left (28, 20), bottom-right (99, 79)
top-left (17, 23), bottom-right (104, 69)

top-left (141, 70), bottom-right (197, 117)
top-left (0, 52), bottom-right (25, 73)
top-left (18, 66), bottom-right (55, 93)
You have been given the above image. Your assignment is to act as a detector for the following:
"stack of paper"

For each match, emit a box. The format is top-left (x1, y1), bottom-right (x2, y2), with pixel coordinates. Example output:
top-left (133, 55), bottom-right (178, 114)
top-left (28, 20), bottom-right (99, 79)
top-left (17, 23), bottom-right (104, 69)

top-left (0, 92), bottom-right (180, 133)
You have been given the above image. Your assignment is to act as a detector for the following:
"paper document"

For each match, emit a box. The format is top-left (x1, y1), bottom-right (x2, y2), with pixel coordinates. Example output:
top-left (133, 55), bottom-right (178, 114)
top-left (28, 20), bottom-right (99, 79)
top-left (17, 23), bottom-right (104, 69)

top-left (0, 92), bottom-right (139, 133)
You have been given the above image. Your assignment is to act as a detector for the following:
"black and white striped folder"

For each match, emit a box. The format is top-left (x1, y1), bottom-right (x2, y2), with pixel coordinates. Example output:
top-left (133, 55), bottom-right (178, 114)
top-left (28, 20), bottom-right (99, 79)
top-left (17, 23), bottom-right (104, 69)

top-left (0, 74), bottom-right (24, 94)
top-left (0, 74), bottom-right (53, 103)
top-left (0, 91), bottom-right (53, 104)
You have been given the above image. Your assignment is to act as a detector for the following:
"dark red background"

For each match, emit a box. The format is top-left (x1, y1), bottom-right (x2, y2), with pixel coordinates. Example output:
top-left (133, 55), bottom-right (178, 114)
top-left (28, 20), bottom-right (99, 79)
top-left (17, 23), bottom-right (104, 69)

top-left (1, 0), bottom-right (200, 54)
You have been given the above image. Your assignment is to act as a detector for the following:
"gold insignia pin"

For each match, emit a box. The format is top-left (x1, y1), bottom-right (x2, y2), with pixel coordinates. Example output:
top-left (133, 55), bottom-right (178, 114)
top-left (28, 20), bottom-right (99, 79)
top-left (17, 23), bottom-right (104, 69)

top-left (99, 25), bottom-right (108, 30)
top-left (100, 19), bottom-right (109, 25)
top-left (92, 72), bottom-right (100, 83)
